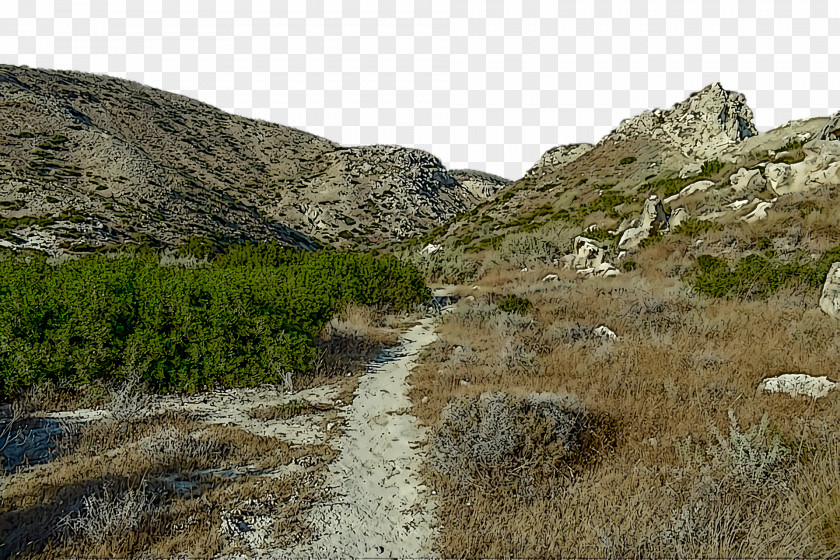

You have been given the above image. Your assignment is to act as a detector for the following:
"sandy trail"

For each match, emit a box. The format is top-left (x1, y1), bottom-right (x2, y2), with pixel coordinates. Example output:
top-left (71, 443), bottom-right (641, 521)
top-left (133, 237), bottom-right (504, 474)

top-left (270, 302), bottom-right (447, 559)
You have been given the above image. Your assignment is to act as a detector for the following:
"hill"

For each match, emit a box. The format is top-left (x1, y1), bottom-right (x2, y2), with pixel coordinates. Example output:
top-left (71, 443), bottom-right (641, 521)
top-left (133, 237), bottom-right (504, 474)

top-left (0, 65), bottom-right (496, 255)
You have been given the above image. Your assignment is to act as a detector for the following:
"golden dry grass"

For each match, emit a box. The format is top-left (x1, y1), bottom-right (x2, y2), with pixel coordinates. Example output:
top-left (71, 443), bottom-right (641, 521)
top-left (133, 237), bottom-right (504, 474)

top-left (411, 270), bottom-right (840, 557)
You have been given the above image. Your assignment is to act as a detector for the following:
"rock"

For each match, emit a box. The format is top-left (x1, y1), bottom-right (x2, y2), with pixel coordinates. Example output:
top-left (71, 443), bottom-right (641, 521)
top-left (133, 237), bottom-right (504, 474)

top-left (669, 207), bottom-right (688, 229)
top-left (729, 167), bottom-right (766, 193)
top-left (679, 162), bottom-right (703, 178)
top-left (592, 325), bottom-right (617, 341)
top-left (523, 143), bottom-right (595, 179)
top-left (572, 236), bottom-right (605, 270)
top-left (664, 180), bottom-right (714, 203)
top-left (815, 111), bottom-right (840, 141)
top-left (758, 373), bottom-right (838, 399)
top-left (727, 199), bottom-right (750, 210)
top-left (421, 243), bottom-right (441, 255)
top-left (765, 163), bottom-right (792, 194)
top-left (541, 274), bottom-right (559, 282)
top-left (591, 262), bottom-right (619, 277)
top-left (741, 200), bottom-right (773, 223)
top-left (618, 195), bottom-right (669, 249)
top-left (819, 262), bottom-right (840, 318)
top-left (607, 83), bottom-right (757, 159)
top-left (449, 169), bottom-right (512, 200)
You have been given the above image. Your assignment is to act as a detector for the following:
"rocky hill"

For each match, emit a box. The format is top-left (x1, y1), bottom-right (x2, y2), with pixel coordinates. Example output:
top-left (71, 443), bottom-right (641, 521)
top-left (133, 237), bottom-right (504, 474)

top-left (418, 83), bottom-right (832, 266)
top-left (0, 65), bottom-right (490, 255)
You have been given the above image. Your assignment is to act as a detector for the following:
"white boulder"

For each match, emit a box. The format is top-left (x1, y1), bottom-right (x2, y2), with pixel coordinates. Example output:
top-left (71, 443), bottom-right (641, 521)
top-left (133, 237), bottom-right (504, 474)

top-left (819, 262), bottom-right (840, 318)
top-left (729, 167), bottom-right (766, 193)
top-left (572, 236), bottom-right (605, 270)
top-left (592, 325), bottom-right (618, 342)
top-left (741, 200), bottom-right (773, 223)
top-left (679, 162), bottom-right (703, 179)
top-left (618, 195), bottom-right (669, 250)
top-left (669, 207), bottom-right (689, 229)
top-left (758, 373), bottom-right (838, 399)
top-left (664, 180), bottom-right (715, 204)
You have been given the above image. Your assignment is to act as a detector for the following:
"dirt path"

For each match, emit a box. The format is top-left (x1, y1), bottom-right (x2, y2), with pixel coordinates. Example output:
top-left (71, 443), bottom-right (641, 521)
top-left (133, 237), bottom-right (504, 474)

top-left (270, 305), bottom-right (446, 559)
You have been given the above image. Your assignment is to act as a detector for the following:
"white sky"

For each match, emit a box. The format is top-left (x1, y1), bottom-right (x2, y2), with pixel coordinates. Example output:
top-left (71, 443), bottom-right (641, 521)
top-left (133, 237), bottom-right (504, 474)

top-left (2, 0), bottom-right (839, 179)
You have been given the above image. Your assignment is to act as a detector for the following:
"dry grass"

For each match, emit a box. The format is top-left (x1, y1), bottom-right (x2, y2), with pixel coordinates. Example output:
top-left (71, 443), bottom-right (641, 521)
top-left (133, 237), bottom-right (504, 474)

top-left (411, 270), bottom-right (840, 557)
top-left (0, 409), bottom-right (336, 558)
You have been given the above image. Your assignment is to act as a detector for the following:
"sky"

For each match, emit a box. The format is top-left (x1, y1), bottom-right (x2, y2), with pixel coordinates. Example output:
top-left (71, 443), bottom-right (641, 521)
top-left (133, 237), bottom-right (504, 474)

top-left (2, 0), bottom-right (839, 179)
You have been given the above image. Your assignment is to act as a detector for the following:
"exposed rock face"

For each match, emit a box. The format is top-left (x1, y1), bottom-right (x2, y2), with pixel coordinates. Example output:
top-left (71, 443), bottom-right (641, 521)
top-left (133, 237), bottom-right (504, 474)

top-left (449, 169), bottom-right (512, 200)
top-left (608, 83), bottom-right (757, 160)
top-left (815, 112), bottom-right (840, 141)
top-left (618, 196), bottom-right (670, 250)
top-left (819, 262), bottom-right (840, 318)
top-left (0, 64), bottom-right (483, 254)
top-left (765, 138), bottom-right (840, 196)
top-left (730, 168), bottom-right (766, 193)
top-left (664, 180), bottom-right (715, 203)
top-left (523, 143), bottom-right (594, 180)
top-left (670, 207), bottom-right (689, 229)
top-left (741, 200), bottom-right (773, 223)
top-left (758, 373), bottom-right (838, 399)
top-left (571, 236), bottom-right (605, 269)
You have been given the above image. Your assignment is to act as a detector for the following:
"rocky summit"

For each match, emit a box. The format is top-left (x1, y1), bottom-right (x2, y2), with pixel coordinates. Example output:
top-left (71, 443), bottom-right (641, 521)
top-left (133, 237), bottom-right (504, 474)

top-left (0, 65), bottom-right (494, 255)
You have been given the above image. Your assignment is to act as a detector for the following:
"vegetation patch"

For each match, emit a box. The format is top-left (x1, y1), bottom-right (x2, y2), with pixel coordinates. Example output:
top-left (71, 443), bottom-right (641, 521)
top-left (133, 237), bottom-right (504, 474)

top-left (0, 244), bottom-right (430, 398)
top-left (497, 295), bottom-right (533, 315)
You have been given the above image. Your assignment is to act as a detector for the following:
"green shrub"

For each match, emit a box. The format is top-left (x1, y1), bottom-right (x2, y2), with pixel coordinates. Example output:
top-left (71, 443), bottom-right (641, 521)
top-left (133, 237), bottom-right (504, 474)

top-left (671, 218), bottom-right (722, 237)
top-left (622, 260), bottom-right (637, 272)
top-left (497, 295), bottom-right (533, 315)
top-left (701, 159), bottom-right (723, 176)
top-left (688, 248), bottom-right (837, 299)
top-left (619, 156), bottom-right (636, 165)
top-left (0, 246), bottom-right (430, 398)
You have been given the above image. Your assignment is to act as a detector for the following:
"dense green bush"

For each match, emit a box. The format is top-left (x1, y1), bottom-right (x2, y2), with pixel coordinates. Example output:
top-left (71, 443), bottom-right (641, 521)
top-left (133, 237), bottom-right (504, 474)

top-left (0, 245), bottom-right (430, 398)
top-left (689, 245), bottom-right (840, 299)
top-left (497, 295), bottom-right (533, 315)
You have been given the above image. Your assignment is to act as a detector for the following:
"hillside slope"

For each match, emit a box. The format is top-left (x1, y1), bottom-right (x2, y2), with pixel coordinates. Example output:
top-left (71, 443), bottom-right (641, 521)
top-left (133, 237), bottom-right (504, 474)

top-left (0, 65), bottom-right (488, 254)
top-left (420, 83), bottom-right (828, 254)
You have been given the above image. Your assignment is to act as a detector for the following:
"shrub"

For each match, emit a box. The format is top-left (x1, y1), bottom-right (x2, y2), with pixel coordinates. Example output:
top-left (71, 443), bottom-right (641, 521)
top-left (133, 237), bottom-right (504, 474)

top-left (671, 218), bottom-right (722, 237)
top-left (701, 159), bottom-right (723, 176)
top-left (622, 260), bottom-right (637, 272)
top-left (0, 246), bottom-right (430, 397)
top-left (497, 295), bottom-right (533, 315)
top-left (676, 410), bottom-right (792, 490)
top-left (688, 249), bottom-right (832, 299)
top-left (619, 156), bottom-right (636, 165)
top-left (430, 392), bottom-right (587, 484)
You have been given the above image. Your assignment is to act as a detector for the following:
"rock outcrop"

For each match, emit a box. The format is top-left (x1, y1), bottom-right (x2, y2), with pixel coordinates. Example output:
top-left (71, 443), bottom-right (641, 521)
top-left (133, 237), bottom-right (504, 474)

top-left (562, 236), bottom-right (620, 278)
top-left (608, 83), bottom-right (757, 160)
top-left (523, 143), bottom-right (595, 180)
top-left (449, 169), bottom-right (512, 200)
top-left (618, 196), bottom-right (670, 250)
top-left (820, 262), bottom-right (840, 318)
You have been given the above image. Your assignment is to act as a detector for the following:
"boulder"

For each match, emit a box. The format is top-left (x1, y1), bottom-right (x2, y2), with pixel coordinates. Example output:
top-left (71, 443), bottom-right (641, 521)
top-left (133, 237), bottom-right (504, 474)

top-left (758, 373), bottom-right (838, 399)
top-left (421, 243), bottom-right (442, 255)
top-left (592, 325), bottom-right (617, 342)
top-left (664, 180), bottom-right (715, 204)
top-left (741, 200), bottom-right (773, 223)
top-left (618, 195), bottom-right (669, 249)
top-left (679, 162), bottom-right (703, 179)
top-left (819, 262), bottom-right (840, 318)
top-left (572, 236), bottom-right (605, 270)
top-left (541, 274), bottom-right (559, 282)
top-left (729, 167), bottom-right (766, 193)
top-left (669, 207), bottom-right (689, 229)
